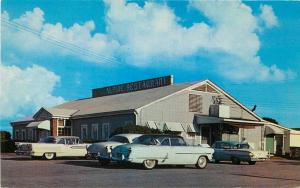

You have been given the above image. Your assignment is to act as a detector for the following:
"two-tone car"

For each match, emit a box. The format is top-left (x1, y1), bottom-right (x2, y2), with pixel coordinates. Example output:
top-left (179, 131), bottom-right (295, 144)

top-left (212, 141), bottom-right (269, 165)
top-left (86, 134), bottom-right (142, 165)
top-left (111, 134), bottom-right (214, 170)
top-left (16, 136), bottom-right (89, 160)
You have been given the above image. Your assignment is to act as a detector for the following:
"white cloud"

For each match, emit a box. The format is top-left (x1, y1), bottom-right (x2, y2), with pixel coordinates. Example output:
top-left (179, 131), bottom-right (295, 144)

top-left (104, 0), bottom-right (290, 81)
top-left (1, 1), bottom-right (294, 82)
top-left (0, 63), bottom-right (65, 118)
top-left (2, 8), bottom-right (119, 63)
top-left (259, 5), bottom-right (278, 28)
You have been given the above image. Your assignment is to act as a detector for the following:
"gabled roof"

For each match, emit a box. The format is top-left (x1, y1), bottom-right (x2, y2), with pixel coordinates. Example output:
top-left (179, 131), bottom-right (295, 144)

top-left (54, 83), bottom-right (193, 118)
top-left (35, 79), bottom-right (261, 121)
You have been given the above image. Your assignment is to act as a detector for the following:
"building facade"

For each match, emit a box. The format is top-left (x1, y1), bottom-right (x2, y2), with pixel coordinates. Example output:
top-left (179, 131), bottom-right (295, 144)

top-left (12, 76), bottom-right (268, 149)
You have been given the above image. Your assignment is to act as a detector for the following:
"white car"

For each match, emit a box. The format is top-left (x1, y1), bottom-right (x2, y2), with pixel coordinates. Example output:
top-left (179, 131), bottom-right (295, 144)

top-left (87, 134), bottom-right (142, 165)
top-left (111, 134), bottom-right (214, 169)
top-left (16, 136), bottom-right (89, 160)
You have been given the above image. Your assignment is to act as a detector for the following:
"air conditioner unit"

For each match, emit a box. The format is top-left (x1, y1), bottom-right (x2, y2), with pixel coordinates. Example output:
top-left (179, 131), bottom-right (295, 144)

top-left (209, 104), bottom-right (230, 118)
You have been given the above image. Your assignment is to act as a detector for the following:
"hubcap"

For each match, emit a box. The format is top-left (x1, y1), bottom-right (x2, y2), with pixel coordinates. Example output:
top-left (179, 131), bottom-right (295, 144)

top-left (198, 157), bottom-right (206, 168)
top-left (145, 160), bottom-right (155, 168)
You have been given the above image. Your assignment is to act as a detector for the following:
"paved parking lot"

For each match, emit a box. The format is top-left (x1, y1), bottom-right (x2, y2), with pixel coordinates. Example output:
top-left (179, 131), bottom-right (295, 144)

top-left (1, 154), bottom-right (300, 188)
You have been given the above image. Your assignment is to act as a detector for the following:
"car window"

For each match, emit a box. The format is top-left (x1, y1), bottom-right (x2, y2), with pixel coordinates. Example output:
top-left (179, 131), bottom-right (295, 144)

top-left (66, 138), bottom-right (76, 145)
top-left (161, 138), bottom-right (170, 146)
top-left (133, 135), bottom-right (160, 145)
top-left (39, 137), bottom-right (56, 143)
top-left (57, 138), bottom-right (65, 144)
top-left (220, 142), bottom-right (231, 149)
top-left (237, 144), bottom-right (250, 149)
top-left (109, 136), bottom-right (130, 143)
top-left (170, 138), bottom-right (186, 146)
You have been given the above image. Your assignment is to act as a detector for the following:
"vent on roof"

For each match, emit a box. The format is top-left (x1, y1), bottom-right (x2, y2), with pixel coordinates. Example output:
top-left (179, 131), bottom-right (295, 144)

top-left (189, 94), bottom-right (203, 113)
top-left (193, 84), bottom-right (218, 93)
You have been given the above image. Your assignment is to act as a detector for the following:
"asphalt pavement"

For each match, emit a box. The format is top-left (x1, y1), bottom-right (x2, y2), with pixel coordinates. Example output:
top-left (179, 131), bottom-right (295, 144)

top-left (1, 153), bottom-right (300, 188)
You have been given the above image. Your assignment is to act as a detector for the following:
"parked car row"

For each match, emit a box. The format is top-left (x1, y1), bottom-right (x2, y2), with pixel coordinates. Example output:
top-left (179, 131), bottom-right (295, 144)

top-left (15, 134), bottom-right (269, 169)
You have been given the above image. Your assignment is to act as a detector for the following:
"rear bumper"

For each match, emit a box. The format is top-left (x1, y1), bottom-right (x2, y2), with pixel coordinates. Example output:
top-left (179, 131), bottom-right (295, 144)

top-left (250, 157), bottom-right (268, 162)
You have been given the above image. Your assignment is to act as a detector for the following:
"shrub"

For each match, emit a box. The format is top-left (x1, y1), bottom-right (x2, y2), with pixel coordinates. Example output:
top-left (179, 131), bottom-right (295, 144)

top-left (0, 131), bottom-right (16, 153)
top-left (111, 124), bottom-right (163, 137)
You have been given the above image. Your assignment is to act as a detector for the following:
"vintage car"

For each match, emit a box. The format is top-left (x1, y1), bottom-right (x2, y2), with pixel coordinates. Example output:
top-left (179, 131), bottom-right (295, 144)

top-left (16, 136), bottom-right (89, 160)
top-left (86, 134), bottom-right (142, 164)
top-left (212, 141), bottom-right (269, 165)
top-left (111, 134), bottom-right (214, 169)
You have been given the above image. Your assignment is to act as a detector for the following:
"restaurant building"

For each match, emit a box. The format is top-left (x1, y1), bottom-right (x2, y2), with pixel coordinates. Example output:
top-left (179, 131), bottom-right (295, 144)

top-left (11, 75), bottom-right (266, 149)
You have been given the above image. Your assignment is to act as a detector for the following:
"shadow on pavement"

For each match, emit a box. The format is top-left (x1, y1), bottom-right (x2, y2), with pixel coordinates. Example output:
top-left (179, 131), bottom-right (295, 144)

top-left (231, 173), bottom-right (300, 182)
top-left (62, 160), bottom-right (197, 170)
top-left (272, 160), bottom-right (300, 166)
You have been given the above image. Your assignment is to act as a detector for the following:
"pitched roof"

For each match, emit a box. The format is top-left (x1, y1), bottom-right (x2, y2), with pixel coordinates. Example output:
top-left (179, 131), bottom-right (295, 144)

top-left (45, 108), bottom-right (78, 117)
top-left (54, 83), bottom-right (193, 117)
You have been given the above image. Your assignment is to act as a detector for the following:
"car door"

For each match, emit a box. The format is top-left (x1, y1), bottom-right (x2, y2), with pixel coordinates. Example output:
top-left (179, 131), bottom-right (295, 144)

top-left (169, 137), bottom-right (195, 165)
top-left (64, 138), bottom-right (87, 157)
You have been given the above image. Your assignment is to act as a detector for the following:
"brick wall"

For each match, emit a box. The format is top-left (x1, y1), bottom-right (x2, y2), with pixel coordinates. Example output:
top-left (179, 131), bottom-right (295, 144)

top-left (50, 118), bottom-right (58, 136)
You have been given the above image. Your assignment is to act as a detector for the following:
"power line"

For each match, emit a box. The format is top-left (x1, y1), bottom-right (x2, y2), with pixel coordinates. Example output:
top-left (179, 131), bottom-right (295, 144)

top-left (1, 18), bottom-right (118, 64)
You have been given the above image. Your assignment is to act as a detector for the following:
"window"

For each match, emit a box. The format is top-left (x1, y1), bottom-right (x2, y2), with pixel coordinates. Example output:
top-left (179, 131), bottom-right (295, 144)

top-left (81, 125), bottom-right (88, 140)
top-left (124, 121), bottom-right (133, 126)
top-left (15, 130), bottom-right (19, 140)
top-left (21, 129), bottom-right (26, 141)
top-left (58, 127), bottom-right (71, 136)
top-left (189, 94), bottom-right (202, 113)
top-left (101, 123), bottom-right (110, 140)
top-left (57, 119), bottom-right (72, 136)
top-left (91, 124), bottom-right (98, 140)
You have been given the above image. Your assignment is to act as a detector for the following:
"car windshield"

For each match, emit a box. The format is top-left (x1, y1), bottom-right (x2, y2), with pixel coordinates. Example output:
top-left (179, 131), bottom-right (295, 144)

top-left (109, 136), bottom-right (130, 143)
top-left (236, 144), bottom-right (250, 149)
top-left (39, 137), bottom-right (56, 143)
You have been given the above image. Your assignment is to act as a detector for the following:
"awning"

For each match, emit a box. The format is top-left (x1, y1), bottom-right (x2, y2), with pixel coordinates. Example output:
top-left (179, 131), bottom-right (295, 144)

top-left (186, 123), bottom-right (196, 133)
top-left (146, 121), bottom-right (157, 129)
top-left (265, 125), bottom-right (284, 135)
top-left (195, 115), bottom-right (263, 129)
top-left (164, 122), bottom-right (184, 132)
top-left (26, 120), bottom-right (50, 130)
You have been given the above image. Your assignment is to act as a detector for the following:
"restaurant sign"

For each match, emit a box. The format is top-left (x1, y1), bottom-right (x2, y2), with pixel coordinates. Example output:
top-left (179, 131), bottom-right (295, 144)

top-left (92, 75), bottom-right (173, 97)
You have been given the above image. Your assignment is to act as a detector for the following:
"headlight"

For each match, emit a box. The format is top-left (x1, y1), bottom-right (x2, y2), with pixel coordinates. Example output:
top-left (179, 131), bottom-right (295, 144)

top-left (249, 152), bottom-right (254, 157)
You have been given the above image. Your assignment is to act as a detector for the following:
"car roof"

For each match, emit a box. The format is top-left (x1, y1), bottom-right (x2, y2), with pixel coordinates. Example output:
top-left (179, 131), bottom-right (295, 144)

top-left (139, 134), bottom-right (183, 138)
top-left (215, 141), bottom-right (242, 145)
top-left (47, 136), bottom-right (80, 139)
top-left (113, 134), bottom-right (143, 141)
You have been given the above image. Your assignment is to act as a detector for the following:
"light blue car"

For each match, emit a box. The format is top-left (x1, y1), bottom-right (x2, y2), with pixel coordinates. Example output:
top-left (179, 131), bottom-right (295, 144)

top-left (111, 134), bottom-right (214, 169)
top-left (212, 141), bottom-right (269, 165)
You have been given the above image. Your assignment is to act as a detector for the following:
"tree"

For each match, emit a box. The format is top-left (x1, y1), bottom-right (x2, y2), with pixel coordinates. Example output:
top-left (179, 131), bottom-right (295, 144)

top-left (262, 117), bottom-right (278, 124)
top-left (0, 131), bottom-right (12, 141)
top-left (110, 124), bottom-right (162, 136)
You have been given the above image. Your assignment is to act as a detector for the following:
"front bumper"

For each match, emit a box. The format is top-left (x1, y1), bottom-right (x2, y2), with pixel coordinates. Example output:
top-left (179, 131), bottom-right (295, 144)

top-left (16, 150), bottom-right (32, 156)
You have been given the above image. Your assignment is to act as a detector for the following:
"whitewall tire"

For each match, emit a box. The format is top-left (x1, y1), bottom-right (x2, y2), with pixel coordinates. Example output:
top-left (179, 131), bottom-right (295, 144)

top-left (196, 156), bottom-right (208, 169)
top-left (44, 153), bottom-right (55, 160)
top-left (143, 160), bottom-right (156, 170)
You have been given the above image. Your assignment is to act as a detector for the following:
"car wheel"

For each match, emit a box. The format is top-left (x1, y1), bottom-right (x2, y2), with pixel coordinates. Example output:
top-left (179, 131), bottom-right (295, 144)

top-left (196, 156), bottom-right (208, 169)
top-left (231, 157), bottom-right (240, 165)
top-left (44, 153), bottom-right (55, 160)
top-left (248, 161), bottom-right (256, 165)
top-left (143, 160), bottom-right (156, 170)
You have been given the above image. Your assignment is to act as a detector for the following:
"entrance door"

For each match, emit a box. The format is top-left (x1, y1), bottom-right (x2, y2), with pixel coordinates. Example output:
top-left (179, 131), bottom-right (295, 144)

top-left (201, 127), bottom-right (211, 145)
top-left (266, 136), bottom-right (274, 154)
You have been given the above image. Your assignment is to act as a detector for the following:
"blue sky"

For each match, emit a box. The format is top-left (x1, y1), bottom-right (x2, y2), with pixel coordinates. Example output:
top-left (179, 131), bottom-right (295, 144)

top-left (1, 0), bottom-right (300, 132)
